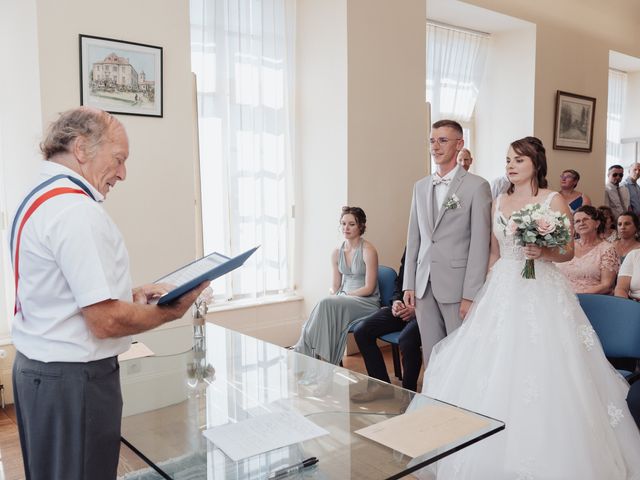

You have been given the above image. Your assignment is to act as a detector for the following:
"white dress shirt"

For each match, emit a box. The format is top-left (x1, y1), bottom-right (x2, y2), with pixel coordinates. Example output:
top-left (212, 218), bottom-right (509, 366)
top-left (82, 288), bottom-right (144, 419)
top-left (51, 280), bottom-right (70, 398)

top-left (11, 162), bottom-right (132, 362)
top-left (433, 165), bottom-right (460, 211)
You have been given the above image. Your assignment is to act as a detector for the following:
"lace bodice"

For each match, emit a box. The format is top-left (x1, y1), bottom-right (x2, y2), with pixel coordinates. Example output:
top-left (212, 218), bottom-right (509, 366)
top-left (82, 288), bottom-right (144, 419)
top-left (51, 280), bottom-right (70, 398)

top-left (493, 192), bottom-right (558, 261)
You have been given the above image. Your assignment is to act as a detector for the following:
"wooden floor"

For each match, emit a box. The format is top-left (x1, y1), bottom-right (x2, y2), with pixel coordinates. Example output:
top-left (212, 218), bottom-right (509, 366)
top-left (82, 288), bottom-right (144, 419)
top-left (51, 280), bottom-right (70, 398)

top-left (0, 346), bottom-right (419, 480)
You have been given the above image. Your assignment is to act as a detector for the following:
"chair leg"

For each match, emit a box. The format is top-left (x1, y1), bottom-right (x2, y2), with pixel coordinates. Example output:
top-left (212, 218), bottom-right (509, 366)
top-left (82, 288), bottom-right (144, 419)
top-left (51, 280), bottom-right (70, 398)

top-left (392, 344), bottom-right (402, 381)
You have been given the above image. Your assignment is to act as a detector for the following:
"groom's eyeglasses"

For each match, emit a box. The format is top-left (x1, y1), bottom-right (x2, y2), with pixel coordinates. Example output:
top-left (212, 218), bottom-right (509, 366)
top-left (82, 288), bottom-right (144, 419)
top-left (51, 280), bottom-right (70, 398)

top-left (429, 137), bottom-right (461, 146)
top-left (611, 173), bottom-right (624, 178)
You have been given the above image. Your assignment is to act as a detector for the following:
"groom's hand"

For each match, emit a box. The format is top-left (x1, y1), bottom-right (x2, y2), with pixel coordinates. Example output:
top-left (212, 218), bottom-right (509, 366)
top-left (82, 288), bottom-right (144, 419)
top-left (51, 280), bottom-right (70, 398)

top-left (403, 290), bottom-right (415, 307)
top-left (459, 298), bottom-right (473, 320)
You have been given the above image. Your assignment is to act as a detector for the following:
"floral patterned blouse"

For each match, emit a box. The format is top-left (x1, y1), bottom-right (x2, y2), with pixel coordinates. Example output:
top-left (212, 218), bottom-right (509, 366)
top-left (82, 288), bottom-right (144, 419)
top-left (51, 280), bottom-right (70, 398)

top-left (556, 241), bottom-right (620, 294)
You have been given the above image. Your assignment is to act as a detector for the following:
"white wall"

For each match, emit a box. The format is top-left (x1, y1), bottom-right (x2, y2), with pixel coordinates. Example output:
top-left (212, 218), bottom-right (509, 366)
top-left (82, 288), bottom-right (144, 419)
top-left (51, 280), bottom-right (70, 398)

top-left (296, 0), bottom-right (427, 316)
top-left (467, 0), bottom-right (640, 203)
top-left (474, 26), bottom-right (536, 184)
top-left (347, 0), bottom-right (428, 269)
top-left (0, 0), bottom-right (44, 401)
top-left (622, 71), bottom-right (640, 165)
top-left (36, 0), bottom-right (199, 293)
top-left (296, 0), bottom-right (349, 313)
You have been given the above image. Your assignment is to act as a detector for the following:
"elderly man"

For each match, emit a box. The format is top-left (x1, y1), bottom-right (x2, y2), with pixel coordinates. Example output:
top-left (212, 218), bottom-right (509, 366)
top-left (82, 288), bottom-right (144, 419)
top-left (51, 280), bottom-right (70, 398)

top-left (10, 107), bottom-right (208, 480)
top-left (622, 163), bottom-right (640, 216)
top-left (456, 148), bottom-right (473, 171)
top-left (605, 164), bottom-right (630, 219)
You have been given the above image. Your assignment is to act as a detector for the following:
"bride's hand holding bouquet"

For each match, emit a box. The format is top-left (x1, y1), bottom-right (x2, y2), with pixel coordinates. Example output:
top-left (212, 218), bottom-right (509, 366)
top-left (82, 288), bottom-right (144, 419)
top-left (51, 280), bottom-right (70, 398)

top-left (500, 203), bottom-right (572, 279)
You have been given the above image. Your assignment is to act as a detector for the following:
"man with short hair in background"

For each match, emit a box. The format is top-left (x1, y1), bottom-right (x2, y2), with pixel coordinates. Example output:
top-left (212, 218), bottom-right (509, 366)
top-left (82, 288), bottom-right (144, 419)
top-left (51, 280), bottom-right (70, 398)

top-left (605, 164), bottom-right (630, 219)
top-left (622, 162), bottom-right (640, 216)
top-left (457, 148), bottom-right (473, 171)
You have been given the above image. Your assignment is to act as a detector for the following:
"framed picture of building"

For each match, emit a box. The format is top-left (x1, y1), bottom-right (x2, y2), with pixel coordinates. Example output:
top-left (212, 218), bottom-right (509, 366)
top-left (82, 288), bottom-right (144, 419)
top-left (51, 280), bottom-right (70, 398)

top-left (553, 91), bottom-right (596, 152)
top-left (79, 35), bottom-right (163, 117)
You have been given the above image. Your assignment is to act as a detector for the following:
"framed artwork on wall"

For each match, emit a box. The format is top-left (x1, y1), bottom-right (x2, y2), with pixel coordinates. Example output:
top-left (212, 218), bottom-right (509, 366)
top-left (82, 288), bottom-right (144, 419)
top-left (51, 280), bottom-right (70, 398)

top-left (553, 90), bottom-right (596, 152)
top-left (79, 34), bottom-right (163, 117)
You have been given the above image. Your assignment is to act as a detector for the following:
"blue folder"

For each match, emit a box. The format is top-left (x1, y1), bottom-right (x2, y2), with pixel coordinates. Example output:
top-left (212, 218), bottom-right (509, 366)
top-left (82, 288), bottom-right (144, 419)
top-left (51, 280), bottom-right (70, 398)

top-left (156, 246), bottom-right (259, 306)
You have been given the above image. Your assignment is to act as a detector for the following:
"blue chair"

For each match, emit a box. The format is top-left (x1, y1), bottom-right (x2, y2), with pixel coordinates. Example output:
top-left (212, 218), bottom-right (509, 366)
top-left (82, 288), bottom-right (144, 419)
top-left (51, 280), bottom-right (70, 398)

top-left (346, 266), bottom-right (401, 377)
top-left (577, 293), bottom-right (640, 381)
top-left (347, 266), bottom-right (397, 335)
top-left (377, 265), bottom-right (398, 308)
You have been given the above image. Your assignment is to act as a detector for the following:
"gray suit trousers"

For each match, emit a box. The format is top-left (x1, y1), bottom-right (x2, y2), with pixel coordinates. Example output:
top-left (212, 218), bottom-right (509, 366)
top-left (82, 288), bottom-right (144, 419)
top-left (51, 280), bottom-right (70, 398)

top-left (416, 282), bottom-right (462, 367)
top-left (13, 351), bottom-right (123, 480)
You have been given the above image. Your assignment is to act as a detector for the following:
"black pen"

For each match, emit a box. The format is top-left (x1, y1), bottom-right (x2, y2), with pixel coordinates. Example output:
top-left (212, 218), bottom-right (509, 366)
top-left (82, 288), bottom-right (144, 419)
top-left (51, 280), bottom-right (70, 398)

top-left (267, 457), bottom-right (319, 479)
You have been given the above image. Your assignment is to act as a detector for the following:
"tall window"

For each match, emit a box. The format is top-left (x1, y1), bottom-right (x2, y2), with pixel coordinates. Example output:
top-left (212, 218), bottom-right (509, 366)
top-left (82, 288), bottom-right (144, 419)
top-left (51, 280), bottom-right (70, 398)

top-left (607, 69), bottom-right (628, 171)
top-left (190, 0), bottom-right (295, 302)
top-left (426, 21), bottom-right (488, 169)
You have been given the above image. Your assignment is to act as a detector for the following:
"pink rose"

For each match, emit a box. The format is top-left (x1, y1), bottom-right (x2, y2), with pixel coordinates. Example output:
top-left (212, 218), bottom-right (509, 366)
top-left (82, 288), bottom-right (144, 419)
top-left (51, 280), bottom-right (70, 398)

top-left (536, 217), bottom-right (556, 235)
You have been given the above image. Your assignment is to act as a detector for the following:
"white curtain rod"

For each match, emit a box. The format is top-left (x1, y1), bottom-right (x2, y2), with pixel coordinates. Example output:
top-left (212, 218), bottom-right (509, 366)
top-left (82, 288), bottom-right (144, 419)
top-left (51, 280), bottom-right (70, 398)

top-left (427, 19), bottom-right (490, 38)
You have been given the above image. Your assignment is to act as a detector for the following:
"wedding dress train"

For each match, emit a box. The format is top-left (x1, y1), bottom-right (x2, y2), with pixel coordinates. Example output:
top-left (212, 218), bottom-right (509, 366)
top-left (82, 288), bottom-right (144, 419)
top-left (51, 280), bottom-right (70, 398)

top-left (420, 193), bottom-right (640, 479)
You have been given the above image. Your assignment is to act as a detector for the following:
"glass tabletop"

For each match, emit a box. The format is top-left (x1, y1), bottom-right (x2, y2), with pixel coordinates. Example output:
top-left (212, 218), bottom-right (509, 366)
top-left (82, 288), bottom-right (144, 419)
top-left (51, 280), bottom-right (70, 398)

top-left (118, 323), bottom-right (504, 479)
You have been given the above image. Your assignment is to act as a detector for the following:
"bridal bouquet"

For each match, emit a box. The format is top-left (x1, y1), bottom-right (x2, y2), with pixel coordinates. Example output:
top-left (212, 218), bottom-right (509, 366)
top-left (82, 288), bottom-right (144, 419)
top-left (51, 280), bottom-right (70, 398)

top-left (500, 204), bottom-right (572, 279)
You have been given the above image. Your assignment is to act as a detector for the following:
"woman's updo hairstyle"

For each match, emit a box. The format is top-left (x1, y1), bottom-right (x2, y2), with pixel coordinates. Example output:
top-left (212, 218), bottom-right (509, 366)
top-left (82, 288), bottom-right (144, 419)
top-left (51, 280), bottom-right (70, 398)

top-left (341, 206), bottom-right (367, 235)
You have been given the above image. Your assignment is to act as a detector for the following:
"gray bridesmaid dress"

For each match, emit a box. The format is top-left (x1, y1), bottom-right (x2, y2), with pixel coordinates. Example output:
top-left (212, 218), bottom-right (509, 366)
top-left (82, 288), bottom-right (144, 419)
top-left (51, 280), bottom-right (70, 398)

top-left (294, 239), bottom-right (380, 364)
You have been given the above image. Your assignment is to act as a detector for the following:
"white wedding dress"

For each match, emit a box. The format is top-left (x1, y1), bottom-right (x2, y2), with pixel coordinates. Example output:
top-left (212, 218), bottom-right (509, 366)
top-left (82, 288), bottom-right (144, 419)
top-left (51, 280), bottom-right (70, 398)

top-left (420, 192), bottom-right (640, 479)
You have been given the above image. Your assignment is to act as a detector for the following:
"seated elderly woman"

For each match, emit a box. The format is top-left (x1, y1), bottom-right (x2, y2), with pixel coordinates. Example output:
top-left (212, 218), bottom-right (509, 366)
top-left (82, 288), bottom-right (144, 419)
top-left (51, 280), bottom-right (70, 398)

top-left (614, 211), bottom-right (640, 263)
top-left (558, 169), bottom-right (591, 213)
top-left (556, 205), bottom-right (619, 294)
top-left (294, 206), bottom-right (379, 364)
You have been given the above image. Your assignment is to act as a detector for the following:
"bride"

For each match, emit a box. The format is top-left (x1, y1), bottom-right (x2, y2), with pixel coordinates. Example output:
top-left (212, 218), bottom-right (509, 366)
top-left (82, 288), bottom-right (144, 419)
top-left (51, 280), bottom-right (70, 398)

top-left (419, 137), bottom-right (640, 479)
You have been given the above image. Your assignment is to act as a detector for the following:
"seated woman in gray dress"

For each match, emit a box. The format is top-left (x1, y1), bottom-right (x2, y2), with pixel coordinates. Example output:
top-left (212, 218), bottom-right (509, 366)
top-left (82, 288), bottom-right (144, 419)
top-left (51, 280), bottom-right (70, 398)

top-left (294, 206), bottom-right (380, 364)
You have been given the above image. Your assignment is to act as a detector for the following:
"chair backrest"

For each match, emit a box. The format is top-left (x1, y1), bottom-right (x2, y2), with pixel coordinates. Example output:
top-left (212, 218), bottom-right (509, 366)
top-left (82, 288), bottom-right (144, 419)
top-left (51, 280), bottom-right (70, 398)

top-left (577, 293), bottom-right (640, 359)
top-left (378, 265), bottom-right (398, 308)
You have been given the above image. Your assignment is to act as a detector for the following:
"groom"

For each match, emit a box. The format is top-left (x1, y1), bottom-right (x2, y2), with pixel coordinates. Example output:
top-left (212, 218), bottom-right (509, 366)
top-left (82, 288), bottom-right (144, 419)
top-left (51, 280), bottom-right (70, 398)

top-left (403, 119), bottom-right (492, 368)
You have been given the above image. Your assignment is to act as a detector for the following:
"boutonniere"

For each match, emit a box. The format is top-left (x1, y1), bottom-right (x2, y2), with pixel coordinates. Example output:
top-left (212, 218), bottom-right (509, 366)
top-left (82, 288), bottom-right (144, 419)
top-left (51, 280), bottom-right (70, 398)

top-left (444, 194), bottom-right (462, 210)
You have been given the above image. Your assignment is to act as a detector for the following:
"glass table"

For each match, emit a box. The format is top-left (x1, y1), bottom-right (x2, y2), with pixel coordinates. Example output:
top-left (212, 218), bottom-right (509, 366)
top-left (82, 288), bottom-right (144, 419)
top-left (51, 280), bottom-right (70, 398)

top-left (118, 323), bottom-right (504, 479)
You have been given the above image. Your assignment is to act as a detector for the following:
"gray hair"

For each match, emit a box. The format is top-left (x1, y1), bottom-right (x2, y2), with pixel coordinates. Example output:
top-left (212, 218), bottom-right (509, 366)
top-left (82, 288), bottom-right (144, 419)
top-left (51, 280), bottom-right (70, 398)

top-left (40, 107), bottom-right (121, 160)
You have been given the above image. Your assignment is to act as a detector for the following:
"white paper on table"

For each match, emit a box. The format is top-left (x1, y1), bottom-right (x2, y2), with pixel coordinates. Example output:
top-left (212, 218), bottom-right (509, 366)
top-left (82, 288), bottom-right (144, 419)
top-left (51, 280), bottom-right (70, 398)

top-left (202, 410), bottom-right (329, 461)
top-left (355, 403), bottom-right (490, 458)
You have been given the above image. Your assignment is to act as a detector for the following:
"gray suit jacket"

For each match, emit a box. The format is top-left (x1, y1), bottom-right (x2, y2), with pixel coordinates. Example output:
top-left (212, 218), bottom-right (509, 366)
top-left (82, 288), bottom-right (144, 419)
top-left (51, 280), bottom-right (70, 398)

top-left (403, 168), bottom-right (492, 303)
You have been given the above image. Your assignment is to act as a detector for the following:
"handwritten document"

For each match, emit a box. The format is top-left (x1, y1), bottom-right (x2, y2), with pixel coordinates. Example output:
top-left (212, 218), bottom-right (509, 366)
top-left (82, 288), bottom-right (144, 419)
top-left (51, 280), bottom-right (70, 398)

top-left (356, 403), bottom-right (490, 458)
top-left (203, 410), bottom-right (329, 461)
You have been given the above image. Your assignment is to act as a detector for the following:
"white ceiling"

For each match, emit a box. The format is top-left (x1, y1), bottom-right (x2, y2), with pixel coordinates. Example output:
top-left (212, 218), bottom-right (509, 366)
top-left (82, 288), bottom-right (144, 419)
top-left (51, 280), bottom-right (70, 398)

top-left (426, 0), bottom-right (534, 34)
top-left (609, 50), bottom-right (640, 73)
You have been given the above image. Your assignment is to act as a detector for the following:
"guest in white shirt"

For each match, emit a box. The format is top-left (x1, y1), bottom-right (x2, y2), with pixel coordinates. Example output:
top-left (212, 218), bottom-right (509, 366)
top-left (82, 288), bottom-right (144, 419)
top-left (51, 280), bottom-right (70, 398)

top-left (622, 162), bottom-right (640, 215)
top-left (490, 174), bottom-right (510, 200)
top-left (614, 248), bottom-right (640, 301)
top-left (605, 164), bottom-right (630, 219)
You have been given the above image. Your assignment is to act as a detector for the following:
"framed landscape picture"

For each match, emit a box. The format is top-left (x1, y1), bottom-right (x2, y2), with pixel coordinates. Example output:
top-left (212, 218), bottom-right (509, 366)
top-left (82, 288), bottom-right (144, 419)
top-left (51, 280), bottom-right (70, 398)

top-left (553, 91), bottom-right (595, 152)
top-left (79, 34), bottom-right (163, 117)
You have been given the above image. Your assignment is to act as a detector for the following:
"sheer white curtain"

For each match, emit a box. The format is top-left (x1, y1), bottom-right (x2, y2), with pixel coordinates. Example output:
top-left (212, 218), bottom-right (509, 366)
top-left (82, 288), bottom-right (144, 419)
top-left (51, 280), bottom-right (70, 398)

top-left (426, 22), bottom-right (489, 123)
top-left (607, 69), bottom-right (627, 170)
top-left (190, 0), bottom-right (295, 301)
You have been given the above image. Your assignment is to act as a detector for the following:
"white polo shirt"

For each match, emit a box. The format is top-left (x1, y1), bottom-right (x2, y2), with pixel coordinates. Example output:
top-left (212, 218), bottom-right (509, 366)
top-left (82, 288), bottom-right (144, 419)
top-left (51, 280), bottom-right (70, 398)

top-left (619, 249), bottom-right (640, 301)
top-left (11, 162), bottom-right (132, 362)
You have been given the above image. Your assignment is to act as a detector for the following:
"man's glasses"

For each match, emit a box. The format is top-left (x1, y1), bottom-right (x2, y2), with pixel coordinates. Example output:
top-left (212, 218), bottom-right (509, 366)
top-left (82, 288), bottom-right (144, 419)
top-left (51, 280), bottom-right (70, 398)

top-left (611, 173), bottom-right (624, 178)
top-left (429, 137), bottom-right (461, 146)
top-left (560, 175), bottom-right (576, 180)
